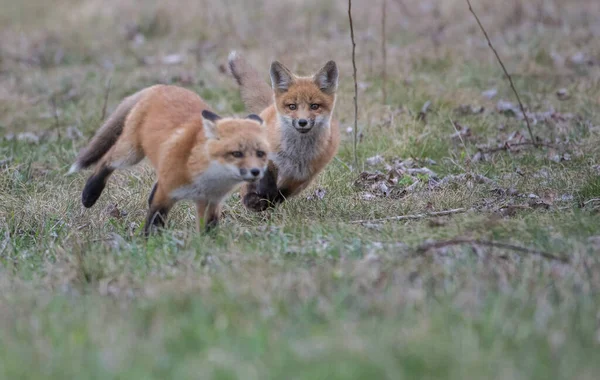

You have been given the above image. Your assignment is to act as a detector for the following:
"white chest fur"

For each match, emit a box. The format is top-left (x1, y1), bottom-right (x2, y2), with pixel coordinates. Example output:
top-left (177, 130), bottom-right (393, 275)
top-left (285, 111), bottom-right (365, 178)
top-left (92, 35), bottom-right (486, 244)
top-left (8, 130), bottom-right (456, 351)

top-left (169, 161), bottom-right (241, 202)
top-left (274, 121), bottom-right (328, 181)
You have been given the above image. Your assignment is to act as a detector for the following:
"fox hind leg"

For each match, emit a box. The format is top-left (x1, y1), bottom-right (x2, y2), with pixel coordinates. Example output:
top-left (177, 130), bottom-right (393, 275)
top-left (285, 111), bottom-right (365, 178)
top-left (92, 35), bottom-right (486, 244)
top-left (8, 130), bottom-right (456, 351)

top-left (81, 137), bottom-right (143, 208)
top-left (82, 164), bottom-right (114, 208)
top-left (148, 181), bottom-right (158, 206)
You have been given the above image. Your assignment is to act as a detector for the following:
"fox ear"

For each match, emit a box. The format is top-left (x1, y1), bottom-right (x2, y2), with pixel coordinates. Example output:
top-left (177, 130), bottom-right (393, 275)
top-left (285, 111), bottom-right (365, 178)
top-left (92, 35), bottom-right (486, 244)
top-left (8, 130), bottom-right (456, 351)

top-left (270, 61), bottom-right (294, 93)
top-left (313, 60), bottom-right (338, 95)
top-left (246, 114), bottom-right (263, 125)
top-left (202, 110), bottom-right (221, 139)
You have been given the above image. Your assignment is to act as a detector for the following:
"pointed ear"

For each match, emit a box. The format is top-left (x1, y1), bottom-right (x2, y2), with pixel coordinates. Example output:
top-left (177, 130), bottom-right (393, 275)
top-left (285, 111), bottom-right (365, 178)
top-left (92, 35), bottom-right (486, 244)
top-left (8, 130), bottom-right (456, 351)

top-left (201, 110), bottom-right (221, 139)
top-left (270, 61), bottom-right (294, 93)
top-left (313, 60), bottom-right (338, 95)
top-left (246, 114), bottom-right (263, 125)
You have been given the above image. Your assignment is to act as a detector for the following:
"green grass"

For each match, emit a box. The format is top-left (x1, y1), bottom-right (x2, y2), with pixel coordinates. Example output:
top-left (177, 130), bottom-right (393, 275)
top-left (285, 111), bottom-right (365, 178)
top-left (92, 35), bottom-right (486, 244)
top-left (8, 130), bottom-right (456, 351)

top-left (1, 0), bottom-right (600, 378)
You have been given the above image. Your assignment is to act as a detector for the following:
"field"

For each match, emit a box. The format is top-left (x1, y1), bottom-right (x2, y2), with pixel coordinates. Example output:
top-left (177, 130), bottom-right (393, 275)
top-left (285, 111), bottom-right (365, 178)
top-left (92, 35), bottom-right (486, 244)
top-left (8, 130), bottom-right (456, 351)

top-left (1, 0), bottom-right (600, 378)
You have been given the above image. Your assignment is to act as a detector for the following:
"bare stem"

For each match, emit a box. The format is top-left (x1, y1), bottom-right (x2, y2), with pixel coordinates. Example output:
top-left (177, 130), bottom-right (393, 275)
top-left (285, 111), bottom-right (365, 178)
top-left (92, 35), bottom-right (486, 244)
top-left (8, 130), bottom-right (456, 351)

top-left (381, 0), bottom-right (387, 104)
top-left (348, 0), bottom-right (359, 168)
top-left (466, 0), bottom-right (537, 147)
top-left (101, 76), bottom-right (112, 121)
top-left (417, 237), bottom-right (569, 263)
top-left (351, 208), bottom-right (467, 224)
top-left (51, 95), bottom-right (60, 140)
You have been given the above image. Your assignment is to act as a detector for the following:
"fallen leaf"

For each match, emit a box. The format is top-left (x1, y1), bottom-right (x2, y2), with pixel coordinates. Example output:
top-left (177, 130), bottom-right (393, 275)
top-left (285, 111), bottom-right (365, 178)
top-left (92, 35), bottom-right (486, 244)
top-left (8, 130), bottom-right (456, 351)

top-left (17, 132), bottom-right (40, 144)
top-left (104, 203), bottom-right (127, 219)
top-left (360, 192), bottom-right (377, 201)
top-left (365, 155), bottom-right (385, 166)
top-left (307, 188), bottom-right (326, 201)
top-left (556, 88), bottom-right (570, 100)
top-left (482, 88), bottom-right (498, 99)
top-left (161, 54), bottom-right (184, 65)
top-left (496, 100), bottom-right (518, 116)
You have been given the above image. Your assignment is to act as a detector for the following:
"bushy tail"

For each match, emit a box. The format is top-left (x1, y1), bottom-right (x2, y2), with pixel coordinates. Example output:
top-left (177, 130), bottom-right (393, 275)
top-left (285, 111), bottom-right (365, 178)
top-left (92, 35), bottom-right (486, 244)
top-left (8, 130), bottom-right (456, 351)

top-left (228, 51), bottom-right (273, 114)
top-left (68, 90), bottom-right (145, 174)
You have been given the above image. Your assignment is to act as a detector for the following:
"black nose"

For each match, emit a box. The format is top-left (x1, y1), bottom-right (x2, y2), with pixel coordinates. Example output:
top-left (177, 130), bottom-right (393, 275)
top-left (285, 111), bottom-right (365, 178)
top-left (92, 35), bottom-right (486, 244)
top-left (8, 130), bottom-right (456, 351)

top-left (298, 119), bottom-right (308, 127)
top-left (250, 168), bottom-right (261, 177)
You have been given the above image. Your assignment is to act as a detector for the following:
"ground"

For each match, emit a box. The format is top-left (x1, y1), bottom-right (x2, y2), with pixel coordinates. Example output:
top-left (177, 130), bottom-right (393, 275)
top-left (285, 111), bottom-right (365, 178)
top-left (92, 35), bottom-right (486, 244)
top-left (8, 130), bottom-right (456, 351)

top-left (1, 0), bottom-right (600, 378)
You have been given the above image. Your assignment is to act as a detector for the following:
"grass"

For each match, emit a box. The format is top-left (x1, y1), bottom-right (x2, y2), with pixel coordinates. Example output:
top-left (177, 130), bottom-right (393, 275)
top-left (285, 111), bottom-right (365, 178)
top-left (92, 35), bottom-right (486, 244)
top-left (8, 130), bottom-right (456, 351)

top-left (1, 0), bottom-right (600, 378)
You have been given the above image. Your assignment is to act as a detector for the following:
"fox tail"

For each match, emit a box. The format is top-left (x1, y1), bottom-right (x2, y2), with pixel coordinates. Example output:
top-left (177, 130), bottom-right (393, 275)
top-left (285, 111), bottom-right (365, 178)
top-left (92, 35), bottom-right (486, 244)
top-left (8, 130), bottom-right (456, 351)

top-left (228, 51), bottom-right (273, 114)
top-left (67, 89), bottom-right (145, 175)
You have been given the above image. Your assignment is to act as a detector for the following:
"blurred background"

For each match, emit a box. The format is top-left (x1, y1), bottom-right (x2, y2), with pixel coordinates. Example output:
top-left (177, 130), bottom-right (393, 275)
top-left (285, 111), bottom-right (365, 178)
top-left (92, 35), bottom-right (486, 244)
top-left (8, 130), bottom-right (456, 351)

top-left (1, 0), bottom-right (599, 135)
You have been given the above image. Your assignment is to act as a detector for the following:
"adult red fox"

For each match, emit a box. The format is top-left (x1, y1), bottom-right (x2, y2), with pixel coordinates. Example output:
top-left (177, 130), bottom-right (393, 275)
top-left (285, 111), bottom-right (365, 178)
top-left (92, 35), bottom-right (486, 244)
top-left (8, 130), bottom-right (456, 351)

top-left (68, 85), bottom-right (270, 235)
top-left (228, 51), bottom-right (340, 211)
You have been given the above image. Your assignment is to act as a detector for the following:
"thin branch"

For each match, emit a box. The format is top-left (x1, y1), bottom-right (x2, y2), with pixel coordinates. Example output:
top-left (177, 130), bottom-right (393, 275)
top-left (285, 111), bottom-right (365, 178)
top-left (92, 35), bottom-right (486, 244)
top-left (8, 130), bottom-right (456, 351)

top-left (466, 0), bottom-right (537, 147)
top-left (416, 237), bottom-right (569, 263)
top-left (583, 198), bottom-right (600, 206)
top-left (50, 95), bottom-right (61, 140)
top-left (351, 208), bottom-right (467, 224)
top-left (348, 0), bottom-right (359, 168)
top-left (101, 76), bottom-right (112, 121)
top-left (478, 140), bottom-right (553, 154)
top-left (381, 0), bottom-right (387, 104)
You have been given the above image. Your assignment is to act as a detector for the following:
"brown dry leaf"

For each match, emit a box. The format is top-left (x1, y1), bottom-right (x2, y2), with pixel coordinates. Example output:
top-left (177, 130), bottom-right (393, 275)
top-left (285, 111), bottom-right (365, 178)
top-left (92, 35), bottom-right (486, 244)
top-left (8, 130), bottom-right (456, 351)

top-left (455, 104), bottom-right (484, 115)
top-left (105, 203), bottom-right (126, 219)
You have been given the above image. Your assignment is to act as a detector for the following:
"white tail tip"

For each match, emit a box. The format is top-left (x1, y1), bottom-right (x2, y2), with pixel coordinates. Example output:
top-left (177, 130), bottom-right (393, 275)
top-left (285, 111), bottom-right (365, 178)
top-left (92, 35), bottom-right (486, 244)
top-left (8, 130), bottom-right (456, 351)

top-left (66, 162), bottom-right (81, 176)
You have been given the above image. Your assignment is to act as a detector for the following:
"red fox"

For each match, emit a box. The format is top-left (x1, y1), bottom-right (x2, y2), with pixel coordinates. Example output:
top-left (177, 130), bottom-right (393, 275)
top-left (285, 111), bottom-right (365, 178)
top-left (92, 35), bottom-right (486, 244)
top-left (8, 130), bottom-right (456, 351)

top-left (68, 85), bottom-right (270, 235)
top-left (228, 51), bottom-right (340, 211)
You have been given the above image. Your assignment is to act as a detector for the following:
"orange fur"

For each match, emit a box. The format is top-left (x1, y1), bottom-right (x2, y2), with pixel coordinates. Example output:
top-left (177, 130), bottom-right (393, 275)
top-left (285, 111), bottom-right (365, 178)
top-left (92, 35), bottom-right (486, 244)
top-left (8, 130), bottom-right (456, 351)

top-left (72, 85), bottom-right (270, 234)
top-left (229, 53), bottom-right (340, 211)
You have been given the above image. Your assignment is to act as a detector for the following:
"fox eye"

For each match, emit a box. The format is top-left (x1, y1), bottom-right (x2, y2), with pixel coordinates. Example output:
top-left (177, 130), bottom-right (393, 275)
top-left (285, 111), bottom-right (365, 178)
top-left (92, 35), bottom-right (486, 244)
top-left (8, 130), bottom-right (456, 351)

top-left (231, 151), bottom-right (244, 158)
top-left (256, 150), bottom-right (266, 158)
top-left (310, 104), bottom-right (320, 110)
top-left (288, 104), bottom-right (297, 110)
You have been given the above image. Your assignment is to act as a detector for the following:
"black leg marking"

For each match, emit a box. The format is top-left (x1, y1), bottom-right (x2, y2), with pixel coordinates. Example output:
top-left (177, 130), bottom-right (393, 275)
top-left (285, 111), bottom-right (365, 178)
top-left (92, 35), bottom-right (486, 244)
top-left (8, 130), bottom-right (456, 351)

top-left (143, 206), bottom-right (169, 237)
top-left (148, 181), bottom-right (158, 207)
top-left (82, 166), bottom-right (113, 208)
top-left (243, 167), bottom-right (280, 212)
top-left (204, 214), bottom-right (220, 233)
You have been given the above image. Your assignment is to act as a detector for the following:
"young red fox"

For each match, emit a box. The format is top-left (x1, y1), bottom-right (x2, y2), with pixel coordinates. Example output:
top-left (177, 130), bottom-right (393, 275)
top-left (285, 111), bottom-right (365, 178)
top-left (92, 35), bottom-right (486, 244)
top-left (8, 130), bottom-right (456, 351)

top-left (228, 51), bottom-right (340, 211)
top-left (68, 85), bottom-right (270, 235)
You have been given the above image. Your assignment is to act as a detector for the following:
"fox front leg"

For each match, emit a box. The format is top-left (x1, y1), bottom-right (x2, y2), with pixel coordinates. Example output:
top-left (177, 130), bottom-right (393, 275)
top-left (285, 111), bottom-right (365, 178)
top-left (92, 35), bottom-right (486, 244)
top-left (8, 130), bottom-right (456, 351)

top-left (143, 184), bottom-right (174, 236)
top-left (196, 201), bottom-right (222, 233)
top-left (241, 165), bottom-right (280, 212)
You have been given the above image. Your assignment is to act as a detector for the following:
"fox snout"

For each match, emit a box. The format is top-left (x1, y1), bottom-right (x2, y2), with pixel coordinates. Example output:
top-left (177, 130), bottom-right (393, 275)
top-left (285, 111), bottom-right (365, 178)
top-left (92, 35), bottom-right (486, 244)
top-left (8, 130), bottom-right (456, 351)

top-left (293, 118), bottom-right (315, 133)
top-left (240, 167), bottom-right (264, 182)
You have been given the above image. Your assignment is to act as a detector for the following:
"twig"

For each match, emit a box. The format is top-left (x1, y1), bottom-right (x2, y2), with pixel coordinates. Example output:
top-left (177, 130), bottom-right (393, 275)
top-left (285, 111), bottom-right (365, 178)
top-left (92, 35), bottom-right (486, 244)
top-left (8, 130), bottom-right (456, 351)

top-left (101, 76), bottom-right (112, 121)
top-left (381, 0), bottom-right (387, 104)
top-left (416, 237), bottom-right (569, 263)
top-left (348, 0), bottom-right (359, 168)
top-left (583, 198), bottom-right (600, 206)
top-left (417, 100), bottom-right (431, 122)
top-left (466, 0), bottom-right (537, 147)
top-left (50, 95), bottom-right (61, 140)
top-left (478, 141), bottom-right (553, 154)
top-left (351, 208), bottom-right (467, 224)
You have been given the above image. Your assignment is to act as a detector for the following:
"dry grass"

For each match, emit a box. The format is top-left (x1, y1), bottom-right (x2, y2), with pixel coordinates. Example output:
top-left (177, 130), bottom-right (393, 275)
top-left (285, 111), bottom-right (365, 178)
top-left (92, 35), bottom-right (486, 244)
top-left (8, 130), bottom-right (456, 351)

top-left (1, 0), bottom-right (600, 378)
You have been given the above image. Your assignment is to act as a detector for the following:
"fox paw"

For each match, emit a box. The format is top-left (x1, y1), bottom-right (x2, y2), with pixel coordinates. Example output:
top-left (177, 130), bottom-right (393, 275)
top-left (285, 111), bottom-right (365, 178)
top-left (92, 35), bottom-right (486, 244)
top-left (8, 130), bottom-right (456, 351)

top-left (243, 193), bottom-right (272, 212)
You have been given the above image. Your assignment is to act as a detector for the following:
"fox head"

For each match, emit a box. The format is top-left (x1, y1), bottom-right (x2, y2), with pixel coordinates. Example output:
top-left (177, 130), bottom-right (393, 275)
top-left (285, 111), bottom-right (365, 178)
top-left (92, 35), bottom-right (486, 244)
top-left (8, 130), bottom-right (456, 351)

top-left (270, 60), bottom-right (338, 135)
top-left (200, 110), bottom-right (270, 182)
